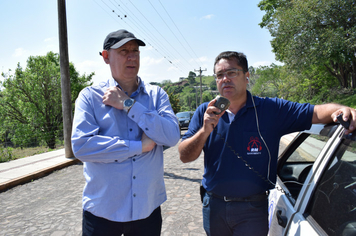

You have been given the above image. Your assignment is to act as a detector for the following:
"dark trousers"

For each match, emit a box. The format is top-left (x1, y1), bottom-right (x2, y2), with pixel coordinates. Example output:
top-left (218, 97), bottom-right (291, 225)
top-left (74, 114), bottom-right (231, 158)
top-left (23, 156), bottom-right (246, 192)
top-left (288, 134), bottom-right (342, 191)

top-left (202, 193), bottom-right (268, 236)
top-left (82, 207), bottom-right (162, 236)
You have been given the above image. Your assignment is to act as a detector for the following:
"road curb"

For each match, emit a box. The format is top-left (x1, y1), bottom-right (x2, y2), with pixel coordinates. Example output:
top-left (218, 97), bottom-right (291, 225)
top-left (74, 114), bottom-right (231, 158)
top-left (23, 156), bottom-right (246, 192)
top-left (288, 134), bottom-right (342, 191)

top-left (0, 158), bottom-right (81, 193)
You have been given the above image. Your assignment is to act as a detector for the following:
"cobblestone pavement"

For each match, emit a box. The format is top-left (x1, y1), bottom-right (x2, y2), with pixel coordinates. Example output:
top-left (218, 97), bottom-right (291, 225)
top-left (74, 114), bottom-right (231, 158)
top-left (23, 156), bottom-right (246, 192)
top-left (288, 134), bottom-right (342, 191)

top-left (0, 138), bottom-right (205, 236)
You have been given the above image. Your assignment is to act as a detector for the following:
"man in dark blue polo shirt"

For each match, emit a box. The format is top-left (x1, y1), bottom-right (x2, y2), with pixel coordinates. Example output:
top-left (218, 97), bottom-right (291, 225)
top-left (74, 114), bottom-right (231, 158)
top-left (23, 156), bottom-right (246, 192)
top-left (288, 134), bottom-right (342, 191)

top-left (178, 51), bottom-right (356, 236)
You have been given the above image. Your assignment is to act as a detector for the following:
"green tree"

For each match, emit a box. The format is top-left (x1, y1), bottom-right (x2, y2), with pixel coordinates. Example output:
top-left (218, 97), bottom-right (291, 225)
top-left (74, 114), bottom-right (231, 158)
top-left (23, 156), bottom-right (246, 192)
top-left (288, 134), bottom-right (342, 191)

top-left (165, 85), bottom-right (183, 95)
top-left (168, 92), bottom-right (181, 114)
top-left (252, 64), bottom-right (284, 98)
top-left (187, 71), bottom-right (197, 84)
top-left (202, 90), bottom-right (214, 103)
top-left (251, 63), bottom-right (339, 103)
top-left (0, 51), bottom-right (93, 149)
top-left (209, 80), bottom-right (217, 90)
top-left (161, 79), bottom-right (172, 87)
top-left (150, 82), bottom-right (161, 86)
top-left (259, 0), bottom-right (356, 88)
top-left (180, 86), bottom-right (197, 111)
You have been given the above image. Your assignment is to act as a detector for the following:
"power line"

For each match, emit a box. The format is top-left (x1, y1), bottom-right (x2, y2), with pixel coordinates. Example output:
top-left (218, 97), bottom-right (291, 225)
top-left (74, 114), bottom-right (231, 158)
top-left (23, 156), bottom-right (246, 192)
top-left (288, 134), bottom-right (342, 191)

top-left (127, 0), bottom-right (193, 71)
top-left (92, 0), bottom-right (123, 25)
top-left (158, 0), bottom-right (204, 66)
top-left (115, 0), bottom-right (187, 72)
top-left (147, 0), bottom-right (200, 68)
top-left (107, 0), bottom-right (189, 72)
top-left (92, 0), bottom-right (203, 77)
top-left (95, 0), bottom-right (185, 72)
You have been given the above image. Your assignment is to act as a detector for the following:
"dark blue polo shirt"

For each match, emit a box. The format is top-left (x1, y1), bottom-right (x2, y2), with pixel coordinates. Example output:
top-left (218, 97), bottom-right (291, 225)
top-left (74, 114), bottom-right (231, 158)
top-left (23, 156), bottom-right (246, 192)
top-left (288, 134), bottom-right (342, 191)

top-left (182, 91), bottom-right (314, 198)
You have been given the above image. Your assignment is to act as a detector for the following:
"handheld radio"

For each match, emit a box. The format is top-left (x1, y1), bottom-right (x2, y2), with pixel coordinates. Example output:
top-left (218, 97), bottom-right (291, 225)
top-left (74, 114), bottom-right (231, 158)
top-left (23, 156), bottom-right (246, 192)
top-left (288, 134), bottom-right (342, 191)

top-left (213, 95), bottom-right (230, 114)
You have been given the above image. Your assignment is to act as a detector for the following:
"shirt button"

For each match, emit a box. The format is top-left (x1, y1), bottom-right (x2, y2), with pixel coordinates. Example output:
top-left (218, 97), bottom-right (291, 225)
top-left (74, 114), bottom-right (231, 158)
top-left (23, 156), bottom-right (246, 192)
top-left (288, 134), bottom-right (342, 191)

top-left (133, 176), bottom-right (136, 179)
top-left (133, 158), bottom-right (136, 162)
top-left (145, 128), bottom-right (148, 131)
top-left (115, 160), bottom-right (118, 162)
top-left (133, 194), bottom-right (136, 197)
top-left (131, 115), bottom-right (135, 118)
top-left (130, 128), bottom-right (133, 131)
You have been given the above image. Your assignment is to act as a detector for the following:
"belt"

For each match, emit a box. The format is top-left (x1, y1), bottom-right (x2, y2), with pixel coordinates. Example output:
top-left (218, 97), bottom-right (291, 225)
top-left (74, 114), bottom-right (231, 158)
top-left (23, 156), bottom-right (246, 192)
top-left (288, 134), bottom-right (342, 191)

top-left (207, 191), bottom-right (269, 202)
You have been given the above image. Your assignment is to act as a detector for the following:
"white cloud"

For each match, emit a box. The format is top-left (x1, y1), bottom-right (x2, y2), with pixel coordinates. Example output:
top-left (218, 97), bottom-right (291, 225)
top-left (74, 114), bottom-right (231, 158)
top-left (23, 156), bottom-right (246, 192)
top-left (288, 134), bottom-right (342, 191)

top-left (200, 14), bottom-right (214, 20)
top-left (44, 37), bottom-right (56, 43)
top-left (73, 59), bottom-right (111, 85)
top-left (190, 56), bottom-right (209, 63)
top-left (12, 48), bottom-right (27, 57)
top-left (141, 56), bottom-right (164, 66)
top-left (43, 37), bottom-right (58, 53)
top-left (76, 60), bottom-right (101, 74)
top-left (90, 67), bottom-right (112, 85)
top-left (142, 45), bottom-right (154, 51)
top-left (167, 66), bottom-right (179, 72)
top-left (198, 56), bottom-right (208, 62)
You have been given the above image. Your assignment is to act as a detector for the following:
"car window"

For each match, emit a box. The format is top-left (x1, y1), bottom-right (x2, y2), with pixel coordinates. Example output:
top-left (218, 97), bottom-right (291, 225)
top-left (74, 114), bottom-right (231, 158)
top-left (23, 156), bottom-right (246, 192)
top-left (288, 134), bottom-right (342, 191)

top-left (176, 112), bottom-right (191, 118)
top-left (278, 130), bottom-right (332, 202)
top-left (286, 134), bottom-right (329, 163)
top-left (306, 132), bottom-right (356, 236)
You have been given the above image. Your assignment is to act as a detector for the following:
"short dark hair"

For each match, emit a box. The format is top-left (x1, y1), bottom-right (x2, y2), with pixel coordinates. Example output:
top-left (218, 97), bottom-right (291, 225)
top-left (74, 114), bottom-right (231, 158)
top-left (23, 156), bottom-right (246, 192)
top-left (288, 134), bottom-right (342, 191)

top-left (213, 51), bottom-right (248, 73)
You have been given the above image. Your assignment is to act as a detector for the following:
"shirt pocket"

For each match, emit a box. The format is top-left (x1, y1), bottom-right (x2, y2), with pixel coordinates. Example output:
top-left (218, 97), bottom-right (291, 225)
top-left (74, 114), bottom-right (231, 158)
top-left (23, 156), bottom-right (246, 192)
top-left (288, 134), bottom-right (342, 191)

top-left (244, 131), bottom-right (267, 158)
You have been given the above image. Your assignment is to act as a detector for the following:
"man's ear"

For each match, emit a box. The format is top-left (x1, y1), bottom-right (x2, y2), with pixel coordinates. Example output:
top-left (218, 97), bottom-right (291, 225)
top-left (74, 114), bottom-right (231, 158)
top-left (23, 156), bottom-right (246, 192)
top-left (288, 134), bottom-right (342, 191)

top-left (245, 71), bottom-right (250, 83)
top-left (101, 50), bottom-right (109, 64)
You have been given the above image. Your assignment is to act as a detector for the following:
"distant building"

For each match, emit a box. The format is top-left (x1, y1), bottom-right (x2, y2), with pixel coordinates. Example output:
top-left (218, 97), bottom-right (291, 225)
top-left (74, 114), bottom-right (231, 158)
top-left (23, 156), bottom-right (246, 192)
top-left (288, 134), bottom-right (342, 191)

top-left (175, 80), bottom-right (188, 86)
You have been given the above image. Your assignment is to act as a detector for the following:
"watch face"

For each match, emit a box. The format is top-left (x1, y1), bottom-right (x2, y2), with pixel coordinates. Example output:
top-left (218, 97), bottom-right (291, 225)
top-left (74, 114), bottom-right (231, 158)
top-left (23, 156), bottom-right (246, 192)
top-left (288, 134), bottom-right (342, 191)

top-left (124, 99), bottom-right (133, 107)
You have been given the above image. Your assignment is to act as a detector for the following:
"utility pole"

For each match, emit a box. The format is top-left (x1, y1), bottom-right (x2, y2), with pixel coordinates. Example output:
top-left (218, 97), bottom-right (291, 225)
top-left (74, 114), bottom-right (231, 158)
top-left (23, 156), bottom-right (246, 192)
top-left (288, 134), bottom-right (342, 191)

top-left (194, 67), bottom-right (207, 105)
top-left (57, 0), bottom-right (74, 158)
top-left (194, 86), bottom-right (198, 109)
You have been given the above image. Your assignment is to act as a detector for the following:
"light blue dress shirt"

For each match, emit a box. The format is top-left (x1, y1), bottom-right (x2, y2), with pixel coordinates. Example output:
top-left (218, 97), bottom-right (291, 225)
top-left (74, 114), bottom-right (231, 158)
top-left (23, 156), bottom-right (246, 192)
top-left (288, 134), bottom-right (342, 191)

top-left (71, 77), bottom-right (180, 222)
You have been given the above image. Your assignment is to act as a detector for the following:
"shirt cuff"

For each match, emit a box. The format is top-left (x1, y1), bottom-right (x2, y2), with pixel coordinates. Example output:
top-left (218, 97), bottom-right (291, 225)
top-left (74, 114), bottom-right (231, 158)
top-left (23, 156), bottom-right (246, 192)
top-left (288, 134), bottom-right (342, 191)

top-left (128, 140), bottom-right (143, 157)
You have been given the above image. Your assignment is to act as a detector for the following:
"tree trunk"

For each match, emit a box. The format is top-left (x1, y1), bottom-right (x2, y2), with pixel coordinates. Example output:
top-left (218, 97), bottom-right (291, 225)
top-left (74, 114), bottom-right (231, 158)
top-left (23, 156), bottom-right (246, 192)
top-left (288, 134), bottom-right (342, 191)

top-left (46, 132), bottom-right (56, 149)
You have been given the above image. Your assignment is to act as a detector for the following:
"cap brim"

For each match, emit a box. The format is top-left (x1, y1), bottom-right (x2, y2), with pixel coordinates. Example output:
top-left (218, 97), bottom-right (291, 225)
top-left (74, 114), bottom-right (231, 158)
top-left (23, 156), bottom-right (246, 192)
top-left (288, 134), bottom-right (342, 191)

top-left (110, 38), bottom-right (146, 49)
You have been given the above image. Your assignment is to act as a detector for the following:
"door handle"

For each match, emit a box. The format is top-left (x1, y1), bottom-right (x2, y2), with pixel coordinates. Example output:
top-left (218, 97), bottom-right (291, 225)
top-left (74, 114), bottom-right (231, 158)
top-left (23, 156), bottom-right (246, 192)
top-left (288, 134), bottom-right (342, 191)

top-left (276, 210), bottom-right (288, 228)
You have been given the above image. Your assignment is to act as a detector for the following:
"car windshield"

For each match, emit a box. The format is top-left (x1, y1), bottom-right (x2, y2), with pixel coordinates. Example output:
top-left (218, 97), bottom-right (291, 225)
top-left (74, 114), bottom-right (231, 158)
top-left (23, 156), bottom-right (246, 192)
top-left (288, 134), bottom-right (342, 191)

top-left (176, 112), bottom-right (190, 118)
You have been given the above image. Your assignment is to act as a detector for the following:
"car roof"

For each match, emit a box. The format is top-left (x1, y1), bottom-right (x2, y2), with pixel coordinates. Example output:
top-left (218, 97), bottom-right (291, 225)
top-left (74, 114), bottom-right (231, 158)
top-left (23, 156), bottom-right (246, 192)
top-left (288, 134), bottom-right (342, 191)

top-left (176, 111), bottom-right (194, 114)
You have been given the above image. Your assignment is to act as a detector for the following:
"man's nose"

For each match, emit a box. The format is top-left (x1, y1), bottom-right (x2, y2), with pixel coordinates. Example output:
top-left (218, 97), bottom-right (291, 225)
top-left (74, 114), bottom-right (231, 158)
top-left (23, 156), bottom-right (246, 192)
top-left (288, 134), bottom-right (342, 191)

top-left (127, 52), bottom-right (138, 60)
top-left (221, 74), bottom-right (231, 82)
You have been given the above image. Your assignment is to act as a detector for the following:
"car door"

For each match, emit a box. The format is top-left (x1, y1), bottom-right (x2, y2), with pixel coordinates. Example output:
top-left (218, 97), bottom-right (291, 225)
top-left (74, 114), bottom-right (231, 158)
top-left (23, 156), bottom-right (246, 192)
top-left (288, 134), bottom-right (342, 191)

top-left (296, 125), bottom-right (356, 235)
top-left (268, 124), bottom-right (341, 236)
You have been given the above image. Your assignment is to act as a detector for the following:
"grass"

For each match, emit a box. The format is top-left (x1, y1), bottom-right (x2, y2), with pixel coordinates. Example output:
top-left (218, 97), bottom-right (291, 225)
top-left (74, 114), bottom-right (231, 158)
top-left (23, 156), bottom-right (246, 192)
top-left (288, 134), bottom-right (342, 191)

top-left (0, 144), bottom-right (64, 163)
top-left (337, 94), bottom-right (356, 109)
top-left (13, 145), bottom-right (64, 159)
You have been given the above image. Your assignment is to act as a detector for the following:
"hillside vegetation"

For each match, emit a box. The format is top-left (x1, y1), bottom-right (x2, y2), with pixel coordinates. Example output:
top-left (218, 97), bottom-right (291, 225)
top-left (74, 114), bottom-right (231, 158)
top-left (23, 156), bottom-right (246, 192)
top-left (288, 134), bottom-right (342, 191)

top-left (157, 67), bottom-right (355, 114)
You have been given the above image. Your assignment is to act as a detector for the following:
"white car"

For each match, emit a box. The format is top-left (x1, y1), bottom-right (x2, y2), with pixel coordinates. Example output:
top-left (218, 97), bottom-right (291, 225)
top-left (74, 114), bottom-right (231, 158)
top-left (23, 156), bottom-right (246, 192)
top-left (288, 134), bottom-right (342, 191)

top-left (268, 122), bottom-right (356, 236)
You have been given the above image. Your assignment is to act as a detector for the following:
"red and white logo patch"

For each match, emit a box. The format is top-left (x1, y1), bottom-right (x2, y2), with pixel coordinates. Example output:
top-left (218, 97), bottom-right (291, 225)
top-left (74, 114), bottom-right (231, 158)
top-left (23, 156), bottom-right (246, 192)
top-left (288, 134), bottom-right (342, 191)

top-left (247, 136), bottom-right (262, 155)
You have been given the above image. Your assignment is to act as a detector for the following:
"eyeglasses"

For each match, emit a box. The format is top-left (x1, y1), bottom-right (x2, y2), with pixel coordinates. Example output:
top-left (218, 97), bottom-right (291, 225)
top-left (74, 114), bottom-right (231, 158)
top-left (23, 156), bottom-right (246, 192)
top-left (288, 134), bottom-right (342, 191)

top-left (214, 69), bottom-right (243, 81)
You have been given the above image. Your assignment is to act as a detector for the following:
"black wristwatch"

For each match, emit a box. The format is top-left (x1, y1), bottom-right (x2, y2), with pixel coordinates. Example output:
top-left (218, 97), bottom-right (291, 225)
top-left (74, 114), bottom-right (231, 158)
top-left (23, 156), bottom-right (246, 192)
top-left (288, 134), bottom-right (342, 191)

top-left (123, 98), bottom-right (135, 112)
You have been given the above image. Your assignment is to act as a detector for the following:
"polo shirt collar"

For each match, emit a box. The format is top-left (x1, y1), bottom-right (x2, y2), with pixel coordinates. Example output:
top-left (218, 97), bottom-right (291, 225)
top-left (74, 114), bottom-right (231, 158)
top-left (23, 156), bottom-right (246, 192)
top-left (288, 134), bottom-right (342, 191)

top-left (245, 90), bottom-right (260, 108)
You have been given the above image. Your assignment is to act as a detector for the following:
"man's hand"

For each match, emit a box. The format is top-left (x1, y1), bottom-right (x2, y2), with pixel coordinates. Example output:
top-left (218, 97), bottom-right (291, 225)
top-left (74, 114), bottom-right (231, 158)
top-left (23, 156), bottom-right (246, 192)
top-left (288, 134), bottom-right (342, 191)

top-left (178, 98), bottom-right (225, 163)
top-left (142, 132), bottom-right (156, 153)
top-left (203, 99), bottom-right (226, 134)
top-left (102, 86), bottom-right (129, 110)
top-left (331, 107), bottom-right (356, 134)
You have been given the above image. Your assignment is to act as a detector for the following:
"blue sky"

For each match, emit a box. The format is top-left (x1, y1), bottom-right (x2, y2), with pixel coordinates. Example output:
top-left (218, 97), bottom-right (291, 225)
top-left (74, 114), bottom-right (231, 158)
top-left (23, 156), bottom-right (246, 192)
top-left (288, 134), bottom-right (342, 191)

top-left (0, 0), bottom-right (279, 85)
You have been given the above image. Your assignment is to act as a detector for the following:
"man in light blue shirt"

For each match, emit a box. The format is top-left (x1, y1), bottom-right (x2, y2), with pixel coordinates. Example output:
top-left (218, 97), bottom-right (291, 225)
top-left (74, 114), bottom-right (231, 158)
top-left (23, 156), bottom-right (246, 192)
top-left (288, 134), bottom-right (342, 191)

top-left (71, 29), bottom-right (180, 236)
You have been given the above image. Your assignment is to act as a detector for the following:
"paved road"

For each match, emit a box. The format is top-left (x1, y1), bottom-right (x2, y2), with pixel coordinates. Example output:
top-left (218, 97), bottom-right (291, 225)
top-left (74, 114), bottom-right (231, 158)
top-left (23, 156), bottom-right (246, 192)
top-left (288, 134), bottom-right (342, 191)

top-left (0, 131), bottom-right (289, 236)
top-left (0, 138), bottom-right (205, 236)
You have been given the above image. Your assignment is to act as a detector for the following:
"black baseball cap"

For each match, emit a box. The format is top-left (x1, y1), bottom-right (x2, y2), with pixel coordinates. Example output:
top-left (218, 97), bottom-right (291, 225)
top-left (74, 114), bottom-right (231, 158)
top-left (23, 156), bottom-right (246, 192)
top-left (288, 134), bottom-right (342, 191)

top-left (103, 29), bottom-right (145, 50)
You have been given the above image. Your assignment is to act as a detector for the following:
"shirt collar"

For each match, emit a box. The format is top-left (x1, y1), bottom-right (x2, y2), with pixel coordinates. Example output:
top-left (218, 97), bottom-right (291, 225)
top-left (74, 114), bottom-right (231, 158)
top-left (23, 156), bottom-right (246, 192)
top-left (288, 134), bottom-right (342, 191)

top-left (246, 90), bottom-right (260, 108)
top-left (111, 77), bottom-right (147, 97)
